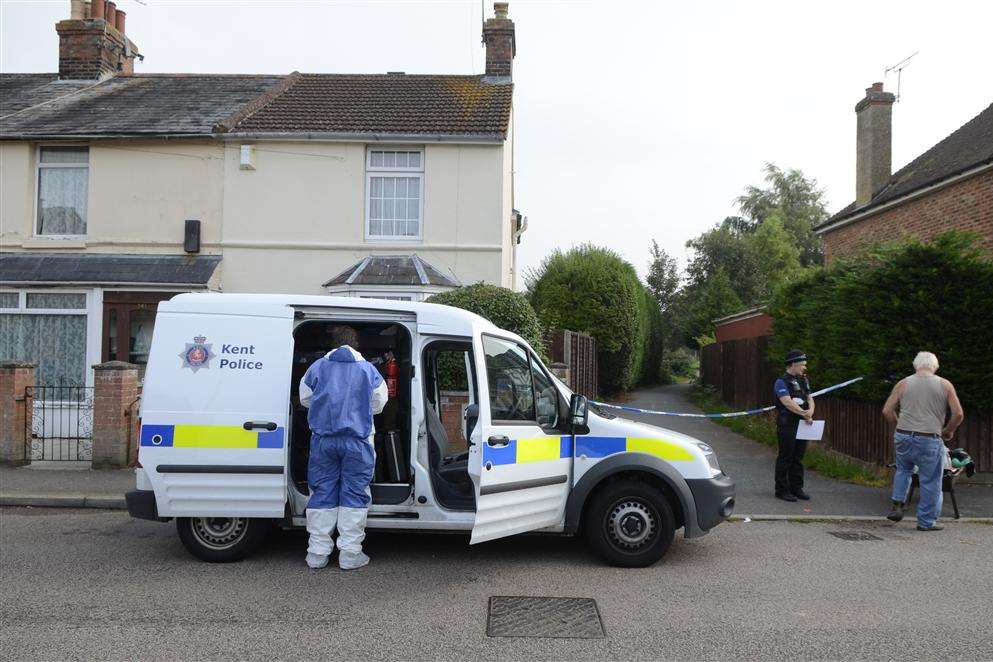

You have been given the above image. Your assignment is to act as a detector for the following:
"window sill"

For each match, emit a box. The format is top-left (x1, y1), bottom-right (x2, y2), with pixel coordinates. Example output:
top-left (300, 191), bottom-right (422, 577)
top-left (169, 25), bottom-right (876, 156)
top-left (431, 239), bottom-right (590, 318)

top-left (22, 239), bottom-right (87, 249)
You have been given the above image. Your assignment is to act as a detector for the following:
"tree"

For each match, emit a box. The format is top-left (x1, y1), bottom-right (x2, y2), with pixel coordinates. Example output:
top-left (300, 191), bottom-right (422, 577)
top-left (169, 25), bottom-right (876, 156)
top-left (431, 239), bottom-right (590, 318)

top-left (736, 163), bottom-right (828, 266)
top-left (671, 267), bottom-right (743, 347)
top-left (746, 213), bottom-right (804, 300)
top-left (646, 240), bottom-right (679, 312)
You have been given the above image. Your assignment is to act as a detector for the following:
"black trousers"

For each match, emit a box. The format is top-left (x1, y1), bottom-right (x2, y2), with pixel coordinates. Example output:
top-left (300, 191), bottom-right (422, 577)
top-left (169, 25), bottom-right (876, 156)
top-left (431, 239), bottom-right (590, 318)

top-left (775, 418), bottom-right (807, 494)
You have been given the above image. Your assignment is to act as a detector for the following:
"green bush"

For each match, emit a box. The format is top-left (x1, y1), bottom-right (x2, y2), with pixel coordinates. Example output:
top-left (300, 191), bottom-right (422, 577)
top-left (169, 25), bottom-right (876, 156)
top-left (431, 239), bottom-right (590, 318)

top-left (426, 283), bottom-right (545, 356)
top-left (526, 244), bottom-right (646, 394)
top-left (769, 231), bottom-right (993, 410)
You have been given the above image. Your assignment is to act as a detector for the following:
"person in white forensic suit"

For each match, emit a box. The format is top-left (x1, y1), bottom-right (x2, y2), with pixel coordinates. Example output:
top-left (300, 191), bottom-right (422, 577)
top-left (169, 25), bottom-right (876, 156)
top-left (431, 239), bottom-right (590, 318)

top-left (298, 326), bottom-right (388, 570)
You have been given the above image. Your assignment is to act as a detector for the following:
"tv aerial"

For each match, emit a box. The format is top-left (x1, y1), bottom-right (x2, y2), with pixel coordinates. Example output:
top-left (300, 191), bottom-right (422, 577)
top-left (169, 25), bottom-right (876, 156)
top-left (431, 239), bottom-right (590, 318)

top-left (885, 51), bottom-right (919, 101)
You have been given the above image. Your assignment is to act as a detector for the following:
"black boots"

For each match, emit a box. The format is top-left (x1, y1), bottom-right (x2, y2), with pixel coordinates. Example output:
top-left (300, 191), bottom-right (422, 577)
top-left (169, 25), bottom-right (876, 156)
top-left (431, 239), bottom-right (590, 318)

top-left (887, 501), bottom-right (904, 522)
top-left (791, 490), bottom-right (811, 501)
top-left (775, 492), bottom-right (798, 502)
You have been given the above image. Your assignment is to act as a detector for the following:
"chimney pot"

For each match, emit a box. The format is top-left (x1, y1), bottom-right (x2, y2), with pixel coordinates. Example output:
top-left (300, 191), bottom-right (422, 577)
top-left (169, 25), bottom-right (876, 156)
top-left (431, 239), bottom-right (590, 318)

top-left (105, 1), bottom-right (116, 27)
top-left (91, 0), bottom-right (104, 20)
top-left (115, 9), bottom-right (125, 33)
top-left (482, 2), bottom-right (515, 80)
top-left (70, 0), bottom-right (85, 20)
top-left (854, 82), bottom-right (896, 206)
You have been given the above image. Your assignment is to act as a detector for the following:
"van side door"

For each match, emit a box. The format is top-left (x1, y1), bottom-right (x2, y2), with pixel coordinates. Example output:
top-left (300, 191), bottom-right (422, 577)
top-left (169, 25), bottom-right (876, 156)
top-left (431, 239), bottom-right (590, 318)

top-left (469, 334), bottom-right (572, 543)
top-left (139, 303), bottom-right (294, 518)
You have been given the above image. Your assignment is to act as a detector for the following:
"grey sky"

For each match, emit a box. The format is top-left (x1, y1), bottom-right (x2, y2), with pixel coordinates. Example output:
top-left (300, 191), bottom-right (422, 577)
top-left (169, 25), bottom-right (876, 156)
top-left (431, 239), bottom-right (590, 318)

top-left (3, 0), bottom-right (992, 284)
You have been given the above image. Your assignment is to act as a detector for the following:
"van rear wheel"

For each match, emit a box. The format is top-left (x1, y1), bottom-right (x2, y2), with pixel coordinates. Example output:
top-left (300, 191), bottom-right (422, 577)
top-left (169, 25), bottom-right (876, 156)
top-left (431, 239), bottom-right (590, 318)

top-left (176, 517), bottom-right (270, 563)
top-left (583, 480), bottom-right (675, 567)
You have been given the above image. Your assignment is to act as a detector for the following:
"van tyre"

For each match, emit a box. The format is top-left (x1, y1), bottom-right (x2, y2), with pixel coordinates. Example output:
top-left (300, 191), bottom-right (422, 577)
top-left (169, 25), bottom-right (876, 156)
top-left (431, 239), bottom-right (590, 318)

top-left (176, 517), bottom-right (271, 563)
top-left (583, 480), bottom-right (675, 567)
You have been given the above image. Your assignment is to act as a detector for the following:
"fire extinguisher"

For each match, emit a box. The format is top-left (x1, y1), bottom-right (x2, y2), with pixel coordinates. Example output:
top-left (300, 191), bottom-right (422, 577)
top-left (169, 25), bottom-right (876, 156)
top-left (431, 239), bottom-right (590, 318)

top-left (386, 355), bottom-right (398, 398)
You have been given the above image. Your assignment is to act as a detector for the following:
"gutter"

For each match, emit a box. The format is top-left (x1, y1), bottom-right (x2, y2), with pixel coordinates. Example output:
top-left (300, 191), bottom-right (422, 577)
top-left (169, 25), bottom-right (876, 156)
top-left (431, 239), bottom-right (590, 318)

top-left (0, 281), bottom-right (212, 288)
top-left (816, 160), bottom-right (993, 235)
top-left (215, 131), bottom-right (506, 144)
top-left (0, 133), bottom-right (211, 141)
top-left (712, 306), bottom-right (768, 326)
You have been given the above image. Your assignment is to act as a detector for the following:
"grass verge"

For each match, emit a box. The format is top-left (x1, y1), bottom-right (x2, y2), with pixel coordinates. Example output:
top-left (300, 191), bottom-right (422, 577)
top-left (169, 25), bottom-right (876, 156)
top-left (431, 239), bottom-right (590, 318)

top-left (689, 384), bottom-right (889, 488)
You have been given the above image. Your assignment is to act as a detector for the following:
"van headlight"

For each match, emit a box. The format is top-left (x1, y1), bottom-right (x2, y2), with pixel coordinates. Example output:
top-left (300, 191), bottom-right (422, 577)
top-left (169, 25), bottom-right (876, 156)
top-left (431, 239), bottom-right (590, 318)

top-left (695, 442), bottom-right (720, 472)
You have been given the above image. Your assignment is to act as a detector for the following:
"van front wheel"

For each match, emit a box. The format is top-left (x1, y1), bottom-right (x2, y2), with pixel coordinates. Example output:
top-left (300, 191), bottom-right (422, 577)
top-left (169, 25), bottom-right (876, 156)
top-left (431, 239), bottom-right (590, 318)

top-left (583, 480), bottom-right (675, 567)
top-left (176, 517), bottom-right (270, 563)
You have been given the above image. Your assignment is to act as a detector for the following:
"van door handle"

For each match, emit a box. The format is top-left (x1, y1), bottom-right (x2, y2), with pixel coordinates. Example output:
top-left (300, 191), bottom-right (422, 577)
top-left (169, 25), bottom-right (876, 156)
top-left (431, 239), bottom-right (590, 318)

top-left (243, 421), bottom-right (278, 431)
top-left (487, 435), bottom-right (510, 448)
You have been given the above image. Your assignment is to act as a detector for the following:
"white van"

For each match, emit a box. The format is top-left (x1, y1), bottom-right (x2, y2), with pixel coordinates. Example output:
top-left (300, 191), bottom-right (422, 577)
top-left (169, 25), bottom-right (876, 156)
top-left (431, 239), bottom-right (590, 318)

top-left (127, 293), bottom-right (734, 567)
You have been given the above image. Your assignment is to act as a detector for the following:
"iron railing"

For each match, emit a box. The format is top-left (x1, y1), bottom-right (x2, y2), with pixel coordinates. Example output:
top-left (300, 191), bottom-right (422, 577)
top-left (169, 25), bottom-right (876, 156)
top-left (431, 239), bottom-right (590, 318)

top-left (24, 382), bottom-right (94, 461)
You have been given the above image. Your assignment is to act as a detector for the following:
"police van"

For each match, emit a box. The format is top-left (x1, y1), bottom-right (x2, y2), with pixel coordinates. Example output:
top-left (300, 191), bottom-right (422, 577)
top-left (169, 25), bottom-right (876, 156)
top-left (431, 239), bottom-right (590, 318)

top-left (127, 293), bottom-right (735, 567)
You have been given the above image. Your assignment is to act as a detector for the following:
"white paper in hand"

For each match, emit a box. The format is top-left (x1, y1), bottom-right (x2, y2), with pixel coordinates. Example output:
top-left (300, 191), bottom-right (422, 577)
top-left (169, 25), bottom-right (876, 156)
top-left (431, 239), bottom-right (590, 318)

top-left (796, 420), bottom-right (825, 441)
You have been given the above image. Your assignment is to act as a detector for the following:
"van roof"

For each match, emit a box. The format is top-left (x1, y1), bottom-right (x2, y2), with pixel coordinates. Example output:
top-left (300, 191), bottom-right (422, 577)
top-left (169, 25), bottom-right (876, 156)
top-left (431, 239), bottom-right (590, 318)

top-left (163, 292), bottom-right (510, 341)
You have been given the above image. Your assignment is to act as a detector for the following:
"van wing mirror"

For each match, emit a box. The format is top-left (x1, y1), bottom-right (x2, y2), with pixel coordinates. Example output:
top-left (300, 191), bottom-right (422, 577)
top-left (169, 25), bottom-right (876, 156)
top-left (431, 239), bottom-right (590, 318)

top-left (463, 403), bottom-right (479, 446)
top-left (569, 394), bottom-right (589, 429)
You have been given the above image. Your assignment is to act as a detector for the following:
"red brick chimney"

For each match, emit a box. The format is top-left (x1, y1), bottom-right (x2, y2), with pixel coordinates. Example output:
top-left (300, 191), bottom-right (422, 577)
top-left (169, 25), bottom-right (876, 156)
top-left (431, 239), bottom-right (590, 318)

top-left (855, 82), bottom-right (896, 206)
top-left (57, 1), bottom-right (141, 80)
top-left (482, 2), bottom-right (515, 80)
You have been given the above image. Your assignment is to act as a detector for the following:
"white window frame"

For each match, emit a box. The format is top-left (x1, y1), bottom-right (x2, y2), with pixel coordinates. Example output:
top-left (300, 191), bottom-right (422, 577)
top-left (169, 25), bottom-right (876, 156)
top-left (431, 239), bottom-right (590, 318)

top-left (364, 147), bottom-right (424, 243)
top-left (34, 144), bottom-right (90, 239)
top-left (0, 288), bottom-right (101, 391)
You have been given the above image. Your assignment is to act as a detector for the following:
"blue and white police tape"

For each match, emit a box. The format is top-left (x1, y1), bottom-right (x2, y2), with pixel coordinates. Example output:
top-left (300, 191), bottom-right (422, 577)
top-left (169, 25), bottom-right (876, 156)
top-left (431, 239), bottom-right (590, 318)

top-left (589, 376), bottom-right (864, 419)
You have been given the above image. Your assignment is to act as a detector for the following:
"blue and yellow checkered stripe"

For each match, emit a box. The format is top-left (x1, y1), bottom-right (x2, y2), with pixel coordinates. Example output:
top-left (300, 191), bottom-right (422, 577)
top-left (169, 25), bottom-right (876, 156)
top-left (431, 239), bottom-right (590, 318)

top-left (484, 435), bottom-right (695, 465)
top-left (139, 424), bottom-right (285, 449)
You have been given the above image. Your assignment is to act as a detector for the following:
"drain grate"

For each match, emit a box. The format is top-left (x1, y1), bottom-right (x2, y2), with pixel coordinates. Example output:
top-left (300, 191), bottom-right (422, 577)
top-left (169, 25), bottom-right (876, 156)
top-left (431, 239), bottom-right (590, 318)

top-left (486, 596), bottom-right (605, 639)
top-left (828, 531), bottom-right (883, 541)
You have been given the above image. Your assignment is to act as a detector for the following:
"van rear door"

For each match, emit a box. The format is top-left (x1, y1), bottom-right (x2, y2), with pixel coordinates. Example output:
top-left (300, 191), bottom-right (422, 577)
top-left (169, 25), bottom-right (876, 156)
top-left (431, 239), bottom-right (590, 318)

top-left (469, 334), bottom-right (572, 543)
top-left (139, 301), bottom-right (294, 518)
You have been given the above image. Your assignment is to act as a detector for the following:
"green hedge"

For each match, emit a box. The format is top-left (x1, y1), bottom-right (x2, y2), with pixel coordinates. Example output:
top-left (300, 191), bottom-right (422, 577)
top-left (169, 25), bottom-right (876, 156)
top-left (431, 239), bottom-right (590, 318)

top-left (426, 283), bottom-right (545, 356)
top-left (768, 232), bottom-right (993, 410)
top-left (527, 244), bottom-right (655, 394)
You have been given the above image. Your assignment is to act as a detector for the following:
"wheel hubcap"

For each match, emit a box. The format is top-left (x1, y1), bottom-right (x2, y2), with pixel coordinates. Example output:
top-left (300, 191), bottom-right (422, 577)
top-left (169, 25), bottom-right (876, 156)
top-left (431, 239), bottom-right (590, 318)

top-left (607, 499), bottom-right (657, 550)
top-left (191, 517), bottom-right (247, 550)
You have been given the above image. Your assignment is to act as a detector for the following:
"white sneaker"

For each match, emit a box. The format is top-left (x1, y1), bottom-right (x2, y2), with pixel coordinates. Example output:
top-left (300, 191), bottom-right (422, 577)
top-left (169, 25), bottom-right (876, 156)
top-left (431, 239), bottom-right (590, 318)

top-left (306, 553), bottom-right (329, 569)
top-left (338, 551), bottom-right (370, 570)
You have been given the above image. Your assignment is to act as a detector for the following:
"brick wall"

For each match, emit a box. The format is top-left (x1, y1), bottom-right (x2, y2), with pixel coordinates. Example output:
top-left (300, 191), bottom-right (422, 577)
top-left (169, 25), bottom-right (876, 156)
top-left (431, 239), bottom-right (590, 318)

top-left (91, 362), bottom-right (139, 468)
top-left (0, 362), bottom-right (35, 465)
top-left (823, 169), bottom-right (993, 262)
top-left (438, 391), bottom-right (469, 453)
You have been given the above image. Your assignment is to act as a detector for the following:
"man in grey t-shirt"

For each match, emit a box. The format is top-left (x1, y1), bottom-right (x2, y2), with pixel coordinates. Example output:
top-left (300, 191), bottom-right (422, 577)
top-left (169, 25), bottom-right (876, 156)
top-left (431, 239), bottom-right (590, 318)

top-left (882, 351), bottom-right (964, 531)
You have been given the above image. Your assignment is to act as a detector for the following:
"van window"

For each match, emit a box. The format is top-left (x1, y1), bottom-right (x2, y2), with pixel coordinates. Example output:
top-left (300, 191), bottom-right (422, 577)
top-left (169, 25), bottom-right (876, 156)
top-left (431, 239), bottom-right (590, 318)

top-left (531, 356), bottom-right (559, 429)
top-left (483, 336), bottom-right (535, 422)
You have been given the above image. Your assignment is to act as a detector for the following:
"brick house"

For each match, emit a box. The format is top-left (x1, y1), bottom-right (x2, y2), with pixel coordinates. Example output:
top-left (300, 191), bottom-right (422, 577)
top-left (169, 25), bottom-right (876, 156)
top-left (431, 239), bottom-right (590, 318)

top-left (815, 83), bottom-right (993, 261)
top-left (1, 1), bottom-right (524, 391)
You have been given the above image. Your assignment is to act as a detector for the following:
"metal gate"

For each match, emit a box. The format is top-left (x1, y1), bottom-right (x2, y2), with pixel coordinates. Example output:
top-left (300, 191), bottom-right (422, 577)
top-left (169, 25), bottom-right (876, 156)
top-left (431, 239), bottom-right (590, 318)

top-left (24, 382), bottom-right (94, 461)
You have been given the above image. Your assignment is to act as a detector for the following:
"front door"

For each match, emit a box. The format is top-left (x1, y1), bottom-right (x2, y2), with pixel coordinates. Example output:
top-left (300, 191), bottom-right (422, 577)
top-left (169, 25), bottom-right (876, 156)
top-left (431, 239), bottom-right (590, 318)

top-left (103, 292), bottom-right (179, 381)
top-left (469, 334), bottom-right (572, 544)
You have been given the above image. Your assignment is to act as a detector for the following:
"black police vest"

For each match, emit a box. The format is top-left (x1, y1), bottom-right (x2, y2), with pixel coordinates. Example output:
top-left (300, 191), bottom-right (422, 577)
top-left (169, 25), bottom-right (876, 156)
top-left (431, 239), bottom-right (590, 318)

top-left (774, 373), bottom-right (811, 420)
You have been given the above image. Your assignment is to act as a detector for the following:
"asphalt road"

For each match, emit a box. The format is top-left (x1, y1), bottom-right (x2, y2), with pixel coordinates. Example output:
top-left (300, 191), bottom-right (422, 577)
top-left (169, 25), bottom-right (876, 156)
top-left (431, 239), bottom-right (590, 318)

top-left (3, 508), bottom-right (992, 661)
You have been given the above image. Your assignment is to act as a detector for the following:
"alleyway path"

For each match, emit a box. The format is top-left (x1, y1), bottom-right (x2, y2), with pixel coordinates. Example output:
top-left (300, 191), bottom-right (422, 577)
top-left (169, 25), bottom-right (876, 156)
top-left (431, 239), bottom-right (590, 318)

top-left (619, 384), bottom-right (993, 518)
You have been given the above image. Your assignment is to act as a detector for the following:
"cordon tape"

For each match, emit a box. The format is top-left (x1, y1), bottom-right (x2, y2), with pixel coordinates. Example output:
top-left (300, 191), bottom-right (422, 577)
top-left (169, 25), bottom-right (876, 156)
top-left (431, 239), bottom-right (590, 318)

top-left (589, 376), bottom-right (864, 419)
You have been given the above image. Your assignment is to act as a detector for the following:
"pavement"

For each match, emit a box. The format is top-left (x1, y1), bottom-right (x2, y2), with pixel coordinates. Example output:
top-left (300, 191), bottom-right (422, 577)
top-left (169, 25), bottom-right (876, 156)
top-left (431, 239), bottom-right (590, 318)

top-left (2, 508), bottom-right (992, 660)
top-left (614, 384), bottom-right (993, 519)
top-left (1, 383), bottom-right (990, 519)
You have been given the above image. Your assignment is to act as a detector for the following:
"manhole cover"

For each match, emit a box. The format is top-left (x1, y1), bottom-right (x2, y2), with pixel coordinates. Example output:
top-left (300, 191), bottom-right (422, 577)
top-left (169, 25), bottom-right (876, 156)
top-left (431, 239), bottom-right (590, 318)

top-left (486, 596), bottom-right (605, 639)
top-left (828, 531), bottom-right (883, 541)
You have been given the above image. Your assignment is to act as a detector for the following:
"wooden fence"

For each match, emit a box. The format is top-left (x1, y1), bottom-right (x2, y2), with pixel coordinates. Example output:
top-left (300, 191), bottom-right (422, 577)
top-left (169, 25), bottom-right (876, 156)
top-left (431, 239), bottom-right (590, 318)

top-left (545, 329), bottom-right (598, 399)
top-left (701, 337), bottom-right (993, 473)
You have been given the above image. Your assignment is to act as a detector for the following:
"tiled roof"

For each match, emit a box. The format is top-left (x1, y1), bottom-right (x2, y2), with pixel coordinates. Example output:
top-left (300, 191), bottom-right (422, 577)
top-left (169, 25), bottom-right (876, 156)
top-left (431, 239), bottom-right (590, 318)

top-left (0, 74), bottom-right (286, 138)
top-left (223, 74), bottom-right (513, 137)
top-left (0, 253), bottom-right (221, 286)
top-left (822, 102), bottom-right (993, 228)
top-left (324, 255), bottom-right (461, 288)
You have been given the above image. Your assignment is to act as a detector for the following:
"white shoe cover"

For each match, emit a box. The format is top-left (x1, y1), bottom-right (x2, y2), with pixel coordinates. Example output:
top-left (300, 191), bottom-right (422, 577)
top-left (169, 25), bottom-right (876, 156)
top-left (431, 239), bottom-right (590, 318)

top-left (306, 508), bottom-right (339, 557)
top-left (338, 551), bottom-right (370, 570)
top-left (306, 553), bottom-right (329, 569)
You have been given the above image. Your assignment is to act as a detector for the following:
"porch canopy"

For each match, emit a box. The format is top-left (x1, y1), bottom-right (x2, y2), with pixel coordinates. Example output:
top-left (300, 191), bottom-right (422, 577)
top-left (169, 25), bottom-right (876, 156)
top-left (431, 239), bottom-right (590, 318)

top-left (323, 254), bottom-right (460, 300)
top-left (0, 253), bottom-right (221, 287)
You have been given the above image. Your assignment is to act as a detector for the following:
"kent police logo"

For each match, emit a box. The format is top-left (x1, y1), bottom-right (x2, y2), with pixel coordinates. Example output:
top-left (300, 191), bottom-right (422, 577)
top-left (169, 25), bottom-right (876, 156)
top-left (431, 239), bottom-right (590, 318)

top-left (179, 335), bottom-right (216, 372)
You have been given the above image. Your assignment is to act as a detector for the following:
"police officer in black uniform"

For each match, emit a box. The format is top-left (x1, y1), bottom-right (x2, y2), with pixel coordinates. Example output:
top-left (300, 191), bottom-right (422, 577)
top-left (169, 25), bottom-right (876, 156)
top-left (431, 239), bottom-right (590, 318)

top-left (773, 350), bottom-right (815, 501)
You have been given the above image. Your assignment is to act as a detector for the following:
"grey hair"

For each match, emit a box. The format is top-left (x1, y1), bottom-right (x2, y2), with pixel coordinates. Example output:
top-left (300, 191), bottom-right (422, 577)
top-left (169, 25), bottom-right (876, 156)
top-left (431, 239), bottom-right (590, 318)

top-left (913, 351), bottom-right (939, 372)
